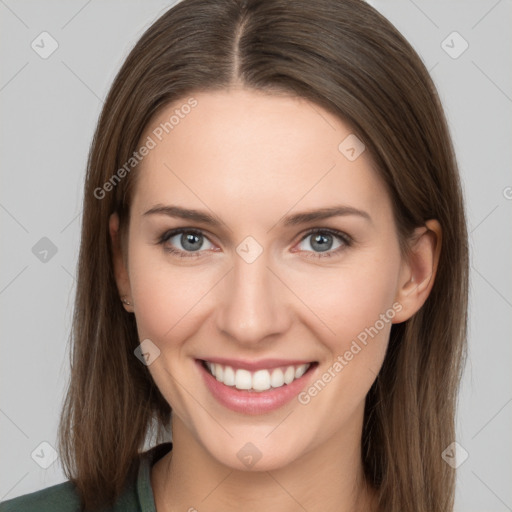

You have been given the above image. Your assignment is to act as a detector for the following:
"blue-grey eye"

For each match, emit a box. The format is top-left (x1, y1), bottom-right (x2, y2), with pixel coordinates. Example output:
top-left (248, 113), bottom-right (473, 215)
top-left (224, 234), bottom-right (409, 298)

top-left (166, 230), bottom-right (214, 252)
top-left (297, 231), bottom-right (344, 253)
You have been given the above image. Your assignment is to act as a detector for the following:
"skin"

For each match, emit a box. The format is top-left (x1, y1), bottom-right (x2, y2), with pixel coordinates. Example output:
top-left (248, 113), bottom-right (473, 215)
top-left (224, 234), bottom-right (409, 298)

top-left (110, 87), bottom-right (441, 512)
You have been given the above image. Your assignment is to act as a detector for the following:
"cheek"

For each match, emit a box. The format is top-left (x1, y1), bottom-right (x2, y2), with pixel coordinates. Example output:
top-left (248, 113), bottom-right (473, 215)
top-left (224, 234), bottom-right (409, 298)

top-left (289, 251), bottom-right (401, 351)
top-left (127, 244), bottom-right (215, 343)
top-left (293, 257), bottom-right (399, 419)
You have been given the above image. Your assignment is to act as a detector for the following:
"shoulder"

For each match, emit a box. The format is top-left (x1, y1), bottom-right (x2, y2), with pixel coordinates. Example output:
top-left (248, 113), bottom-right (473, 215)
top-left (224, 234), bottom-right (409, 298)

top-left (0, 481), bottom-right (81, 512)
top-left (0, 443), bottom-right (172, 512)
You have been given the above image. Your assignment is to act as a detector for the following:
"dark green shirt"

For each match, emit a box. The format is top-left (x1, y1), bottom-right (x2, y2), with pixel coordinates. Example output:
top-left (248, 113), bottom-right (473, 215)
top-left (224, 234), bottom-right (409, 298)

top-left (0, 443), bottom-right (173, 512)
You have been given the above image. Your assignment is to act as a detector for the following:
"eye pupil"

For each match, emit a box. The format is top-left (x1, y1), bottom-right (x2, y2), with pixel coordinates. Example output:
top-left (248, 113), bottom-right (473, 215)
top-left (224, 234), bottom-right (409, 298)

top-left (182, 232), bottom-right (202, 251)
top-left (311, 233), bottom-right (332, 252)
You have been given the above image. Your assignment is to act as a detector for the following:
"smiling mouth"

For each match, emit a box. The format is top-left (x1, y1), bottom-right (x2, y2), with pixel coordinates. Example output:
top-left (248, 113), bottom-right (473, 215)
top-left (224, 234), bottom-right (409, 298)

top-left (200, 359), bottom-right (318, 392)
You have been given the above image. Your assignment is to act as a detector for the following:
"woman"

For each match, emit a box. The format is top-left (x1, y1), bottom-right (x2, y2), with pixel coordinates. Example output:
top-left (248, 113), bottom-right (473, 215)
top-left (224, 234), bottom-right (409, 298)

top-left (0, 0), bottom-right (468, 511)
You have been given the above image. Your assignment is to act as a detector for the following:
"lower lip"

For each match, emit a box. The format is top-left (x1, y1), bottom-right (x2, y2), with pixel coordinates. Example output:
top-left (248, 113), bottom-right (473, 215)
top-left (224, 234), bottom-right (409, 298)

top-left (196, 359), bottom-right (317, 415)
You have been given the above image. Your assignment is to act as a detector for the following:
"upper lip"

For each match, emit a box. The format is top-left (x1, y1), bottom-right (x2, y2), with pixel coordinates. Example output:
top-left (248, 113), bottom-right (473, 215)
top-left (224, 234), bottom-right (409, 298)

top-left (198, 357), bottom-right (315, 372)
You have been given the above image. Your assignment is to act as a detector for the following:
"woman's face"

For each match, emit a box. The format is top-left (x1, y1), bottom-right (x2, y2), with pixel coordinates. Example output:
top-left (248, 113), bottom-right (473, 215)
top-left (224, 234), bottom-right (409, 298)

top-left (113, 88), bottom-right (415, 470)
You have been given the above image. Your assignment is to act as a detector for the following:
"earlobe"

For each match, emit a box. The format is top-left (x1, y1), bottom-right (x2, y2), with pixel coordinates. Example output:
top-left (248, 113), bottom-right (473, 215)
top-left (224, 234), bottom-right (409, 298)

top-left (392, 219), bottom-right (442, 323)
top-left (109, 213), bottom-right (134, 312)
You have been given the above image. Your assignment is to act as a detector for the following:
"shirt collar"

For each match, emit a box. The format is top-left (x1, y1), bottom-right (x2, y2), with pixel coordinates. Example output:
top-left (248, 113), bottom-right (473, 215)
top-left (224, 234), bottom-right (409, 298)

top-left (136, 442), bottom-right (173, 511)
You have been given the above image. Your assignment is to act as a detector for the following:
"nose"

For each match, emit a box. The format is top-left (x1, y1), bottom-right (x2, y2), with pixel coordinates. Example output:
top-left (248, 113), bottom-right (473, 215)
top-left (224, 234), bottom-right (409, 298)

top-left (215, 248), bottom-right (291, 346)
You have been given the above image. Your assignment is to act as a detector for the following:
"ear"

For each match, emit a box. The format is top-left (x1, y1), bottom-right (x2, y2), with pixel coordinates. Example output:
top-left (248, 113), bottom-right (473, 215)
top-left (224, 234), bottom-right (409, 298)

top-left (392, 219), bottom-right (442, 323)
top-left (109, 212), bottom-right (134, 313)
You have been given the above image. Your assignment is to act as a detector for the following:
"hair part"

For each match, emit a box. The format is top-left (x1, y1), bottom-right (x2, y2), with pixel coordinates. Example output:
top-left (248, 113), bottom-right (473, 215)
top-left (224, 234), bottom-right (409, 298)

top-left (58, 1), bottom-right (469, 510)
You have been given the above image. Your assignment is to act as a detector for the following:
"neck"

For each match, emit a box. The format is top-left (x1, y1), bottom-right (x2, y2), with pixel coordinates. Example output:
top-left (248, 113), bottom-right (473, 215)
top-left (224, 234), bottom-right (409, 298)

top-left (152, 414), bottom-right (376, 512)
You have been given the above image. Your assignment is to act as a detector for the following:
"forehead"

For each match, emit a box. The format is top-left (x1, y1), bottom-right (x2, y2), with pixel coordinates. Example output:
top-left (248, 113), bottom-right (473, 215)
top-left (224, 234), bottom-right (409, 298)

top-left (132, 88), bottom-right (392, 226)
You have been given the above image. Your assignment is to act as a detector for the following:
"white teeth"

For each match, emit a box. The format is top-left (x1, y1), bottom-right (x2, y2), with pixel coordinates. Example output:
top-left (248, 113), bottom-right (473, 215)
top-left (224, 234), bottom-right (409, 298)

top-left (214, 363), bottom-right (224, 382)
top-left (270, 368), bottom-right (284, 388)
top-left (295, 364), bottom-right (307, 379)
top-left (204, 361), bottom-right (311, 392)
top-left (235, 369), bottom-right (252, 390)
top-left (223, 365), bottom-right (236, 386)
top-left (284, 366), bottom-right (295, 384)
top-left (252, 370), bottom-right (271, 391)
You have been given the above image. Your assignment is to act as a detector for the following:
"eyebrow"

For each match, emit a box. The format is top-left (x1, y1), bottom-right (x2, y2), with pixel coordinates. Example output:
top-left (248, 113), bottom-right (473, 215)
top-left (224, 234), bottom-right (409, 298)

top-left (143, 204), bottom-right (372, 227)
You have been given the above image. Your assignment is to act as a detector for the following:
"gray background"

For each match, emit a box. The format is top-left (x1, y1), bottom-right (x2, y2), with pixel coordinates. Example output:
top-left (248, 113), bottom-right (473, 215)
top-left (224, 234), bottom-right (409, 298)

top-left (1, 1), bottom-right (511, 510)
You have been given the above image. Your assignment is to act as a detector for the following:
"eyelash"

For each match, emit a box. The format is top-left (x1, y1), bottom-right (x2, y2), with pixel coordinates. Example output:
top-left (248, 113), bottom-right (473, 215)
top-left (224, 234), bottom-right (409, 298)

top-left (157, 227), bottom-right (353, 260)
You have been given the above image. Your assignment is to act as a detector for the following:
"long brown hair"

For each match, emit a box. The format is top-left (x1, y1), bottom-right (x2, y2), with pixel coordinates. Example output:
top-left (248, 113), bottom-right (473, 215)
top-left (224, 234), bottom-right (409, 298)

top-left (58, 0), bottom-right (469, 510)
